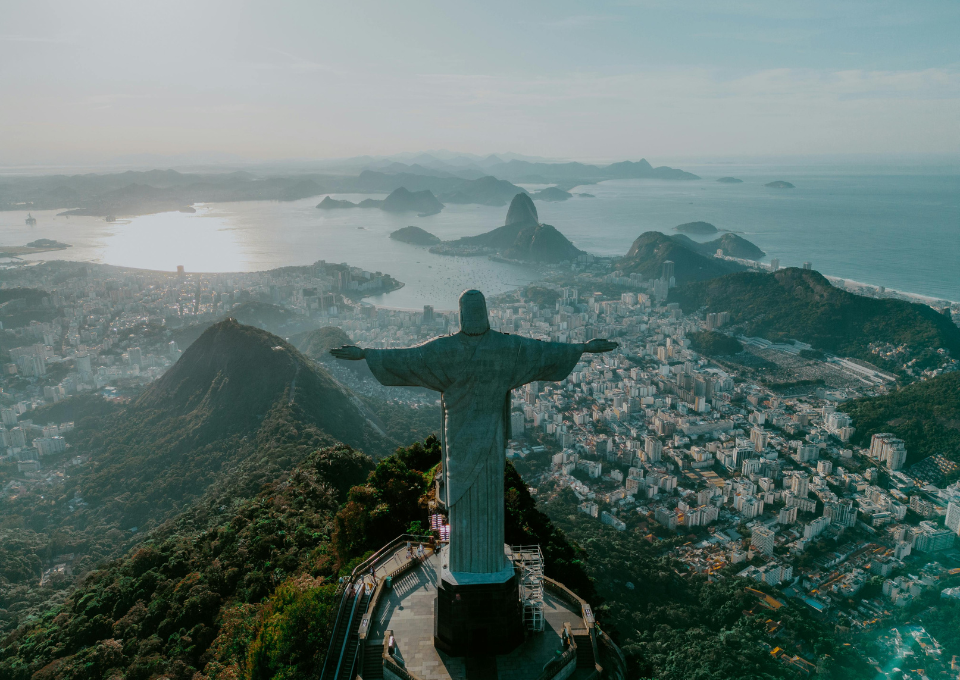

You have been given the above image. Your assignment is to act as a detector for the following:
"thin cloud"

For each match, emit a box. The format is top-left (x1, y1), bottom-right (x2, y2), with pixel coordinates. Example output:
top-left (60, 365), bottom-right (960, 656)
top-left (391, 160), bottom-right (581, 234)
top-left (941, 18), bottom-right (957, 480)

top-left (270, 49), bottom-right (341, 74)
top-left (78, 93), bottom-right (152, 110)
top-left (542, 15), bottom-right (619, 30)
top-left (0, 34), bottom-right (72, 44)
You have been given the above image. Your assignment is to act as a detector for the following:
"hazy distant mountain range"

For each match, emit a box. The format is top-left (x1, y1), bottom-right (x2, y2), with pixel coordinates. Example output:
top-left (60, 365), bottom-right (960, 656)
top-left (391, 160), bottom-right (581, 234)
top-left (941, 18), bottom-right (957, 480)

top-left (366, 156), bottom-right (699, 187)
top-left (0, 153), bottom-right (699, 217)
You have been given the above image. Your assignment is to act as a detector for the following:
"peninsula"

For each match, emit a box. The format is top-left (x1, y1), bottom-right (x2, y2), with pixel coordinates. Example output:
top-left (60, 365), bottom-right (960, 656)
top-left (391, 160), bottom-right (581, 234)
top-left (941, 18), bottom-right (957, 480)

top-left (430, 193), bottom-right (583, 263)
top-left (317, 187), bottom-right (444, 216)
top-left (316, 196), bottom-right (357, 209)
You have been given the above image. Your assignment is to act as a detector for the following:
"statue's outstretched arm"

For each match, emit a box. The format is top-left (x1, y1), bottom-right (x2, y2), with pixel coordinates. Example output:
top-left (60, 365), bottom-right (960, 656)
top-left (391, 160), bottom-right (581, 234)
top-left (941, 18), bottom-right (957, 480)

top-left (330, 345), bottom-right (366, 361)
top-left (582, 339), bottom-right (618, 353)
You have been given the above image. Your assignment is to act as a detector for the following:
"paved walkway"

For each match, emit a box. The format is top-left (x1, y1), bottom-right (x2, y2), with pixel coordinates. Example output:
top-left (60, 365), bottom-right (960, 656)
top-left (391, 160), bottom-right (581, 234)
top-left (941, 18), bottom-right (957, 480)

top-left (353, 542), bottom-right (434, 591)
top-left (370, 552), bottom-right (584, 680)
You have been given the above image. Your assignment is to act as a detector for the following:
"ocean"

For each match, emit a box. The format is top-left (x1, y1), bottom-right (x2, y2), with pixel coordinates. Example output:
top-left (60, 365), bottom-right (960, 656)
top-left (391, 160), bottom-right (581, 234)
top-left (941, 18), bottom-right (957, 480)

top-left (1, 164), bottom-right (957, 310)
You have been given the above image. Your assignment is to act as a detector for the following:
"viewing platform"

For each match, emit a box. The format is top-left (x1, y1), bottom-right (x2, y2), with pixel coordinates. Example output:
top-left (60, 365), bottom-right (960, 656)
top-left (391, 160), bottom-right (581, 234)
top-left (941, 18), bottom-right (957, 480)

top-left (321, 536), bottom-right (625, 680)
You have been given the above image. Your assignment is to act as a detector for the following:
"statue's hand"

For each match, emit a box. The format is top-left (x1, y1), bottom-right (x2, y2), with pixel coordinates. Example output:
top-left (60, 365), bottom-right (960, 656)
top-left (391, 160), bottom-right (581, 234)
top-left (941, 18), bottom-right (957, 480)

top-left (584, 339), bottom-right (618, 353)
top-left (330, 345), bottom-right (366, 361)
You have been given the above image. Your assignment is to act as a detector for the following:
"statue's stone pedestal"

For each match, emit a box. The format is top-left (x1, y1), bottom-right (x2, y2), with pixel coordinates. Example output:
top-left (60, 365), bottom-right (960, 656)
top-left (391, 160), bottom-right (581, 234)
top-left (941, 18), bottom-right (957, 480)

top-left (433, 563), bottom-right (524, 657)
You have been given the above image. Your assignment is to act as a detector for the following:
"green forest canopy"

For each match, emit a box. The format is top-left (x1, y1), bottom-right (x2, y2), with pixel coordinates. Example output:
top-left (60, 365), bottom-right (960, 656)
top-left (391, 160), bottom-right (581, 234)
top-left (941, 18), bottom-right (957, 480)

top-left (845, 372), bottom-right (960, 466)
top-left (670, 268), bottom-right (960, 371)
top-left (688, 330), bottom-right (744, 357)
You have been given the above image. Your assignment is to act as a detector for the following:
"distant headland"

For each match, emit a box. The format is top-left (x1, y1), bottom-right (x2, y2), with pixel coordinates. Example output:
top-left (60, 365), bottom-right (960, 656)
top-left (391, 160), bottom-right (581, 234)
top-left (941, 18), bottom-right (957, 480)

top-left (317, 187), bottom-right (444, 216)
top-left (429, 193), bottom-right (583, 263)
top-left (765, 181), bottom-right (795, 189)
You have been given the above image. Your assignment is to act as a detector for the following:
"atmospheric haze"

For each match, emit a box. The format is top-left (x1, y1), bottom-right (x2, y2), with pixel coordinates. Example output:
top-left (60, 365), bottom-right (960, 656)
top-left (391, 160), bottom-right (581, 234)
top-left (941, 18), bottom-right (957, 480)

top-left (2, 0), bottom-right (959, 166)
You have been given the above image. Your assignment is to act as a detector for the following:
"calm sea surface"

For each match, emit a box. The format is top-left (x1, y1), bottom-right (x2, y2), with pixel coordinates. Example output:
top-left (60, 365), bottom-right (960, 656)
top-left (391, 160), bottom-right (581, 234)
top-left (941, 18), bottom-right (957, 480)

top-left (1, 164), bottom-right (957, 309)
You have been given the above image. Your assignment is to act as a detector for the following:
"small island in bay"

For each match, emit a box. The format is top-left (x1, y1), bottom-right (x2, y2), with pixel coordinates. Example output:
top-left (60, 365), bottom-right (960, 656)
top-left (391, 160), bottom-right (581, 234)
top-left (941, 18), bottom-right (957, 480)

top-left (765, 180), bottom-right (795, 189)
top-left (390, 226), bottom-right (441, 246)
top-left (0, 238), bottom-right (72, 258)
top-left (178, 205), bottom-right (197, 213)
top-left (317, 196), bottom-right (359, 209)
top-left (530, 186), bottom-right (572, 202)
top-left (577, 193), bottom-right (596, 198)
top-left (674, 221), bottom-right (718, 235)
top-left (716, 177), bottom-right (743, 184)
top-left (26, 239), bottom-right (70, 249)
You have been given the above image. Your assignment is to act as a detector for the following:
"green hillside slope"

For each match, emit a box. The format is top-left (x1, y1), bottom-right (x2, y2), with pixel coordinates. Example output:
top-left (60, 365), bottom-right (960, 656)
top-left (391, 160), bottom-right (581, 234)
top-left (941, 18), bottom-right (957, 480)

top-left (83, 319), bottom-right (393, 528)
top-left (0, 319), bottom-right (394, 636)
top-left (670, 268), bottom-right (960, 371)
top-left (617, 232), bottom-right (744, 283)
top-left (0, 438), bottom-right (594, 680)
top-left (845, 372), bottom-right (960, 467)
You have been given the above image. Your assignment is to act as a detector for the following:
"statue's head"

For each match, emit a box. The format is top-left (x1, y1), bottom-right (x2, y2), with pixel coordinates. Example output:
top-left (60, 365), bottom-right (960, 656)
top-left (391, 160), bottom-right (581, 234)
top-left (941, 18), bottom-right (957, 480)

top-left (458, 289), bottom-right (490, 336)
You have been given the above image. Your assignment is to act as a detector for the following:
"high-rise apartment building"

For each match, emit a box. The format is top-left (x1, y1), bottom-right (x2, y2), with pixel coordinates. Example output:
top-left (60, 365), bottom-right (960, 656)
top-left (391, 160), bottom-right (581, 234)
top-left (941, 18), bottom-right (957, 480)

top-left (751, 526), bottom-right (775, 555)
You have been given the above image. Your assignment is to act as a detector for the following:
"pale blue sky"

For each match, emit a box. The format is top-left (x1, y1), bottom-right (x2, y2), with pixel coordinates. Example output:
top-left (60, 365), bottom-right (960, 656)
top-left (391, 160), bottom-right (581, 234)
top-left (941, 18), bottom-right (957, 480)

top-left (1, 0), bottom-right (958, 164)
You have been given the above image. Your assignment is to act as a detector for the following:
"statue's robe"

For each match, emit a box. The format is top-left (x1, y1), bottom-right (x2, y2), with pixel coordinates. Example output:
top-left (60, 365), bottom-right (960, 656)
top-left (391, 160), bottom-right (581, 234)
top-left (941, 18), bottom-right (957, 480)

top-left (366, 331), bottom-right (583, 574)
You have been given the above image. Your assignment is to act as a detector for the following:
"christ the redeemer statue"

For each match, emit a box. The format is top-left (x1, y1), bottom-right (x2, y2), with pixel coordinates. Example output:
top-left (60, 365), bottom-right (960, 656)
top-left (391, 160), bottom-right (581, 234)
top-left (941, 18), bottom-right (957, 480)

top-left (331, 289), bottom-right (616, 580)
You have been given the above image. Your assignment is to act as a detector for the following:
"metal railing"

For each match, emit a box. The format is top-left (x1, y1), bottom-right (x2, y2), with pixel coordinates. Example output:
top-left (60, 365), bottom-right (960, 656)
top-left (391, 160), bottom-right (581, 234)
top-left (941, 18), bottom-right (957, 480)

top-left (319, 586), bottom-right (355, 680)
top-left (536, 623), bottom-right (577, 680)
top-left (511, 545), bottom-right (545, 632)
top-left (333, 588), bottom-right (365, 680)
top-left (382, 630), bottom-right (421, 680)
top-left (542, 577), bottom-right (602, 677)
top-left (320, 534), bottom-right (434, 680)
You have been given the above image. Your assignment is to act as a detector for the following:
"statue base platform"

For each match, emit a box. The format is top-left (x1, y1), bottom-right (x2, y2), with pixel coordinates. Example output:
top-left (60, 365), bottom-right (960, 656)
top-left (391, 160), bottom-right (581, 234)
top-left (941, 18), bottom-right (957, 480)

top-left (433, 564), bottom-right (525, 657)
top-left (364, 549), bottom-right (625, 680)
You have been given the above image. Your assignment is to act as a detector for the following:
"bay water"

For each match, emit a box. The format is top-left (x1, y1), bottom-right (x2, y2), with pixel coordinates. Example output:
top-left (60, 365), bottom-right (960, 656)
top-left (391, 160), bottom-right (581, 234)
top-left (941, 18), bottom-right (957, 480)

top-left (1, 164), bottom-right (957, 309)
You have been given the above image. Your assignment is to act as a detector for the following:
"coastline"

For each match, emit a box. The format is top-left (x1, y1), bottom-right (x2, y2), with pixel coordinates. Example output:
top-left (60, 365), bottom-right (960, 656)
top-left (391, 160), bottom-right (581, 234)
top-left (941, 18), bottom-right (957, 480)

top-left (9, 251), bottom-right (959, 313)
top-left (824, 275), bottom-right (958, 307)
top-left (714, 253), bottom-right (959, 308)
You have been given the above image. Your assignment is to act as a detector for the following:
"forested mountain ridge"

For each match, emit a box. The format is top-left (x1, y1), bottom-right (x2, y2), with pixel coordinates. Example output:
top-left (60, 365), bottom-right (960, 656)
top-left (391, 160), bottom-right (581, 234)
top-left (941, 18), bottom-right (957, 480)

top-left (0, 437), bottom-right (597, 680)
top-left (1, 426), bottom-right (880, 680)
top-left (670, 232), bottom-right (767, 260)
top-left (845, 372), bottom-right (960, 467)
top-left (617, 232), bottom-right (745, 283)
top-left (76, 318), bottom-right (394, 529)
top-left (0, 319), bottom-right (398, 636)
top-left (669, 268), bottom-right (960, 372)
top-left (0, 443), bottom-right (372, 680)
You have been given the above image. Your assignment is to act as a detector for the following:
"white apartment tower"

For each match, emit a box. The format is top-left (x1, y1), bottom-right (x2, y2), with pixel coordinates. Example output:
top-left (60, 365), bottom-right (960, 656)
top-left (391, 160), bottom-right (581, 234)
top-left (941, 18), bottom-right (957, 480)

top-left (751, 526), bottom-right (775, 556)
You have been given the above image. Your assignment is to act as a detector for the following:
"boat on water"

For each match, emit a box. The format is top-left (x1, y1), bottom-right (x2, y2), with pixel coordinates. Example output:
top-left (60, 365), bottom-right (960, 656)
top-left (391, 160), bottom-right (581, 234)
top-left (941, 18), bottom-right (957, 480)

top-left (25, 213), bottom-right (36, 226)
